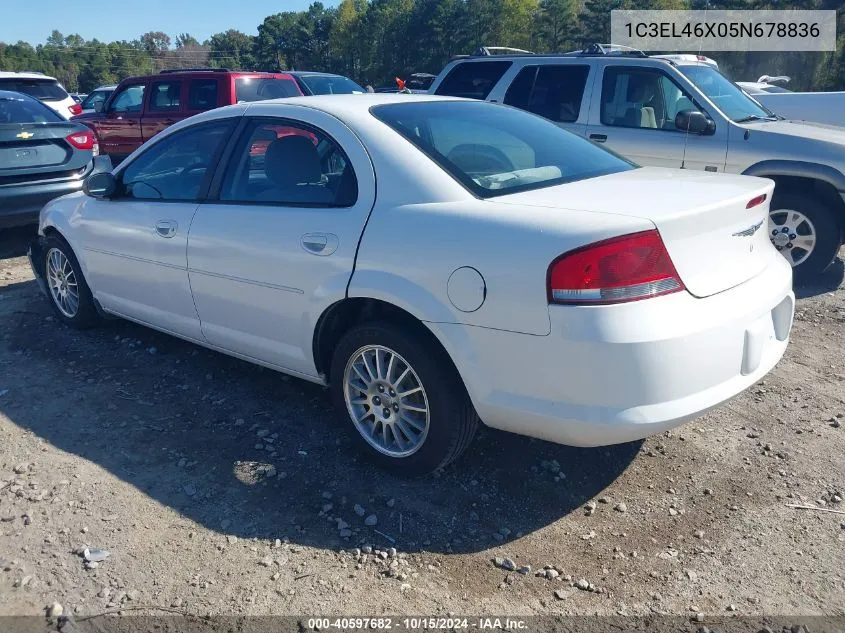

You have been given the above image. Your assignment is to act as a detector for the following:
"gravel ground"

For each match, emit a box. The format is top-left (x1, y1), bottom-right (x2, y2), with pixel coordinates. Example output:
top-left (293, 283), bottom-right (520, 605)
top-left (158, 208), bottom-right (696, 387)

top-left (1, 225), bottom-right (844, 622)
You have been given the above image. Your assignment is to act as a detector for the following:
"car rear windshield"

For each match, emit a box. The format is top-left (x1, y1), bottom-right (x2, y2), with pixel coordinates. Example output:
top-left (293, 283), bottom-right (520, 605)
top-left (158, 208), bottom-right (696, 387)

top-left (372, 101), bottom-right (636, 198)
top-left (0, 95), bottom-right (62, 123)
top-left (0, 79), bottom-right (69, 101)
top-left (235, 77), bottom-right (300, 102)
top-left (298, 74), bottom-right (364, 95)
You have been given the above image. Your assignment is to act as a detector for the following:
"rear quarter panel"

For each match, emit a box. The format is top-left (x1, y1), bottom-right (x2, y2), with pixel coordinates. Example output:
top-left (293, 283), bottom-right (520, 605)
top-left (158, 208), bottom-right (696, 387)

top-left (350, 199), bottom-right (653, 336)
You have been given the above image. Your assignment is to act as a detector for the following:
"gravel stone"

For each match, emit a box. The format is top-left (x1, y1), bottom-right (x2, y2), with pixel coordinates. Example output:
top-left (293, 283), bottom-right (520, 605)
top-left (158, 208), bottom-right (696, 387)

top-left (354, 504), bottom-right (366, 517)
top-left (614, 502), bottom-right (627, 513)
top-left (364, 514), bottom-right (378, 527)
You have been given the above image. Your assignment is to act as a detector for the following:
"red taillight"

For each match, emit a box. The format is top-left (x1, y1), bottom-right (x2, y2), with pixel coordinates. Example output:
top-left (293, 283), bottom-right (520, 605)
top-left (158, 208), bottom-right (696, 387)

top-left (68, 103), bottom-right (82, 116)
top-left (746, 193), bottom-right (767, 209)
top-left (548, 230), bottom-right (684, 305)
top-left (65, 130), bottom-right (95, 151)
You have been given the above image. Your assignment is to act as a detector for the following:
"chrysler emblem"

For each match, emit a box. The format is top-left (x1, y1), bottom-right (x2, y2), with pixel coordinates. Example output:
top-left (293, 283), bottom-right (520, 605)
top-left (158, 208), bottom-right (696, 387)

top-left (732, 219), bottom-right (764, 237)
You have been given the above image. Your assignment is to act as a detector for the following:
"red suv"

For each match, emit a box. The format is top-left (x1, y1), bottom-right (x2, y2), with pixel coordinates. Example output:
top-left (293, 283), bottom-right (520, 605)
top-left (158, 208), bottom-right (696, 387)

top-left (73, 69), bottom-right (302, 162)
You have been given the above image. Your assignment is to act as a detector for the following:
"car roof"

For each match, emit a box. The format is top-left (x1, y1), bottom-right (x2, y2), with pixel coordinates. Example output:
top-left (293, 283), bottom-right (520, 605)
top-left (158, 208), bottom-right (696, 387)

top-left (94, 85), bottom-right (118, 91)
top-left (0, 71), bottom-right (59, 81)
top-left (288, 71), bottom-right (347, 78)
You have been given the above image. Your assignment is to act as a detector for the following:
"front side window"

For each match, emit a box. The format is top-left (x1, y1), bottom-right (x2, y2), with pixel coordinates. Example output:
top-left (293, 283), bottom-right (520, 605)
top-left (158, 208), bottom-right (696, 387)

top-left (296, 74), bottom-right (364, 95)
top-left (601, 67), bottom-right (706, 131)
top-left (219, 119), bottom-right (357, 207)
top-left (149, 81), bottom-right (182, 112)
top-left (188, 79), bottom-right (219, 110)
top-left (678, 64), bottom-right (776, 122)
top-left (120, 121), bottom-right (231, 201)
top-left (504, 65), bottom-right (589, 123)
top-left (235, 77), bottom-right (300, 102)
top-left (110, 84), bottom-right (145, 113)
top-left (372, 101), bottom-right (635, 198)
top-left (434, 61), bottom-right (512, 100)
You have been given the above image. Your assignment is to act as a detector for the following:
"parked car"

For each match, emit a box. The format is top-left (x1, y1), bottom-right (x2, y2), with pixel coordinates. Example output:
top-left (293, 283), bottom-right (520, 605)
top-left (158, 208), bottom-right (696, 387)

top-left (79, 85), bottom-right (116, 114)
top-left (29, 95), bottom-right (793, 474)
top-left (69, 93), bottom-right (86, 104)
top-left (288, 71), bottom-right (365, 95)
top-left (0, 71), bottom-right (81, 119)
top-left (72, 68), bottom-right (302, 163)
top-left (737, 77), bottom-right (845, 129)
top-left (0, 91), bottom-right (110, 230)
top-left (429, 46), bottom-right (845, 279)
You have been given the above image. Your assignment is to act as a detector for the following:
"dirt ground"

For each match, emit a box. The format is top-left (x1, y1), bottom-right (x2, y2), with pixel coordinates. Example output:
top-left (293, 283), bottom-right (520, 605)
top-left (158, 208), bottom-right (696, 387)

top-left (1, 225), bottom-right (844, 624)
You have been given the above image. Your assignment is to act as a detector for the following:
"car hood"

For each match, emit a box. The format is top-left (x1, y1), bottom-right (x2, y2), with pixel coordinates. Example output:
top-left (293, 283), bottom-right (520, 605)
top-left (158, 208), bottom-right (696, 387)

top-left (740, 119), bottom-right (845, 145)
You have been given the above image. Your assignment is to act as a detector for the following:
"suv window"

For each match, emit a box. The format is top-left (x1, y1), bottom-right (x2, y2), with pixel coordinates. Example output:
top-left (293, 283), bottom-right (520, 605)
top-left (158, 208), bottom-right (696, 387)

top-left (434, 61), bottom-right (512, 100)
top-left (601, 67), bottom-right (704, 131)
top-left (504, 65), bottom-right (589, 123)
top-left (220, 119), bottom-right (357, 207)
top-left (110, 84), bottom-right (145, 113)
top-left (188, 79), bottom-right (219, 110)
top-left (80, 89), bottom-right (111, 111)
top-left (120, 121), bottom-right (231, 201)
top-left (149, 81), bottom-right (182, 112)
top-left (0, 78), bottom-right (68, 101)
top-left (234, 77), bottom-right (299, 102)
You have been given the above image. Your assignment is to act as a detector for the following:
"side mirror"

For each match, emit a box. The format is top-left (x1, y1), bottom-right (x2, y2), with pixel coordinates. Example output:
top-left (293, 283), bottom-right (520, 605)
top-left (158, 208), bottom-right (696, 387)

top-left (676, 110), bottom-right (715, 135)
top-left (83, 171), bottom-right (117, 199)
top-left (94, 100), bottom-right (105, 113)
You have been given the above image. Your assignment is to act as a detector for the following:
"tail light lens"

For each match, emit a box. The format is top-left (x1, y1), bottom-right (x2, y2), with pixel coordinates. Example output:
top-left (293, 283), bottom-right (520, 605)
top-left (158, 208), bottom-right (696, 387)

top-left (68, 103), bottom-right (82, 116)
top-left (548, 230), bottom-right (684, 305)
top-left (746, 193), bottom-right (767, 209)
top-left (65, 130), bottom-right (95, 151)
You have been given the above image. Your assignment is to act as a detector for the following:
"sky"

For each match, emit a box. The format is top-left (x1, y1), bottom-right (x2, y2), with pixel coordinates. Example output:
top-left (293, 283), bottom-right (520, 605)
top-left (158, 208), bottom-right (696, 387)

top-left (0, 0), bottom-right (337, 46)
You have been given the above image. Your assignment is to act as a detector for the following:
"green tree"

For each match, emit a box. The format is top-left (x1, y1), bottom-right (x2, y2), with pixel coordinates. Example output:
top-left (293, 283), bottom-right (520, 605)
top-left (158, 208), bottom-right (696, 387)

top-left (535, 0), bottom-right (578, 52)
top-left (578, 0), bottom-right (623, 46)
top-left (206, 30), bottom-right (257, 70)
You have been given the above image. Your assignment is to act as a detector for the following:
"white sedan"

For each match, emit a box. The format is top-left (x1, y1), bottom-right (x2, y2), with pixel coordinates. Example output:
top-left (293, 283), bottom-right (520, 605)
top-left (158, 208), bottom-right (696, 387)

top-left (29, 94), bottom-right (795, 475)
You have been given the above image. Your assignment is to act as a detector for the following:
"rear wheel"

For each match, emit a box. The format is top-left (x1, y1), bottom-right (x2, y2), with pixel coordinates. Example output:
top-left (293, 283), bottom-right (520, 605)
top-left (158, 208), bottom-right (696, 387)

top-left (768, 191), bottom-right (841, 280)
top-left (43, 235), bottom-right (101, 329)
top-left (330, 321), bottom-right (478, 475)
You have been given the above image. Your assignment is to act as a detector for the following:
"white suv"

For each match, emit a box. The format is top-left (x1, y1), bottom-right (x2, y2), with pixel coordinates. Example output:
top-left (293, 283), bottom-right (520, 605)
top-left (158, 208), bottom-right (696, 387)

top-left (0, 71), bottom-right (80, 119)
top-left (429, 48), bottom-right (845, 279)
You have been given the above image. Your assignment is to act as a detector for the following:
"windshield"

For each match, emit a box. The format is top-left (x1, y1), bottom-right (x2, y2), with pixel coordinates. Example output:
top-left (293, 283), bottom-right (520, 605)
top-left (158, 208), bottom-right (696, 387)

top-left (678, 65), bottom-right (775, 122)
top-left (372, 101), bottom-right (636, 198)
top-left (298, 74), bottom-right (364, 95)
top-left (81, 89), bottom-right (112, 110)
top-left (0, 94), bottom-right (62, 123)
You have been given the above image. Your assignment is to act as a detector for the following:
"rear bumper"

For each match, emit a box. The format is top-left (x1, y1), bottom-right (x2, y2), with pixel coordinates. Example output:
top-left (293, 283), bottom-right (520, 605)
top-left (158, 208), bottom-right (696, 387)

top-left (0, 177), bottom-right (85, 229)
top-left (434, 256), bottom-right (794, 447)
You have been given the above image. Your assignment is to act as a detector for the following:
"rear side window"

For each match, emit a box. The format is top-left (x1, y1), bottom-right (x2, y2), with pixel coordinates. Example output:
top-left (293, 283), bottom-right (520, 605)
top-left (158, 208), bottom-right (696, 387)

top-left (219, 119), bottom-right (357, 207)
top-left (0, 79), bottom-right (68, 101)
top-left (504, 65), bottom-right (589, 123)
top-left (434, 61), bottom-right (512, 100)
top-left (0, 95), bottom-right (62, 123)
top-left (235, 77), bottom-right (299, 102)
top-left (188, 79), bottom-right (219, 110)
top-left (149, 81), bottom-right (182, 112)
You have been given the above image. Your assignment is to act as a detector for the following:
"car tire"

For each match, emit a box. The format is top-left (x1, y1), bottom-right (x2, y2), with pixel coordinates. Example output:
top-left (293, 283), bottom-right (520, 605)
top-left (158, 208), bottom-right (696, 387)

top-left (330, 321), bottom-right (479, 476)
top-left (769, 191), bottom-right (841, 281)
top-left (42, 235), bottom-right (101, 329)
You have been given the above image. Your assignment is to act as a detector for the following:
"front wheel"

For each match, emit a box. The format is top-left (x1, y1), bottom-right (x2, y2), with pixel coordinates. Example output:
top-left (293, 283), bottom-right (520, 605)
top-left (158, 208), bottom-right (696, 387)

top-left (768, 191), bottom-right (841, 280)
top-left (42, 235), bottom-right (101, 329)
top-left (330, 321), bottom-right (478, 475)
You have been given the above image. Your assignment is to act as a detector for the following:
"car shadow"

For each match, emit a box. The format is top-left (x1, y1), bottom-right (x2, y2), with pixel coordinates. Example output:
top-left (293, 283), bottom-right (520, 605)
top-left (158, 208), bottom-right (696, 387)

top-left (794, 257), bottom-right (845, 299)
top-left (0, 225), bottom-right (37, 260)
top-left (0, 283), bottom-right (640, 555)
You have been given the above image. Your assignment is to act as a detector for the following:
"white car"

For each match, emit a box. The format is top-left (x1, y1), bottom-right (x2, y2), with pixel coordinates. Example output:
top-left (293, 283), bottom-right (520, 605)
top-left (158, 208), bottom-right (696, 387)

top-left (738, 79), bottom-right (845, 128)
top-left (0, 71), bottom-right (80, 119)
top-left (28, 95), bottom-right (795, 474)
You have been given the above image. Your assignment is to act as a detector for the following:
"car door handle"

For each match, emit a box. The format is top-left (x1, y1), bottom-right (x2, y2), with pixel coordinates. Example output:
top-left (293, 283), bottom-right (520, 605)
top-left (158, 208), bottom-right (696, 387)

top-left (589, 134), bottom-right (607, 143)
top-left (301, 233), bottom-right (338, 256)
top-left (155, 220), bottom-right (177, 238)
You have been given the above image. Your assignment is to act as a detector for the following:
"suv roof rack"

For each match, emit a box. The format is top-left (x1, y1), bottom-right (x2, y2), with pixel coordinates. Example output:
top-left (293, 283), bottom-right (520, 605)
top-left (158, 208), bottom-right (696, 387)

top-left (472, 46), bottom-right (535, 57)
top-left (564, 43), bottom-right (647, 57)
top-left (159, 67), bottom-right (230, 74)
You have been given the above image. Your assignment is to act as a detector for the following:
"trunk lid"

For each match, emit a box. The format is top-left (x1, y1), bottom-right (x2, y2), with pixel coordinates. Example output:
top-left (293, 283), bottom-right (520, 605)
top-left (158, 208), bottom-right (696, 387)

top-left (495, 167), bottom-right (776, 298)
top-left (0, 124), bottom-right (83, 173)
